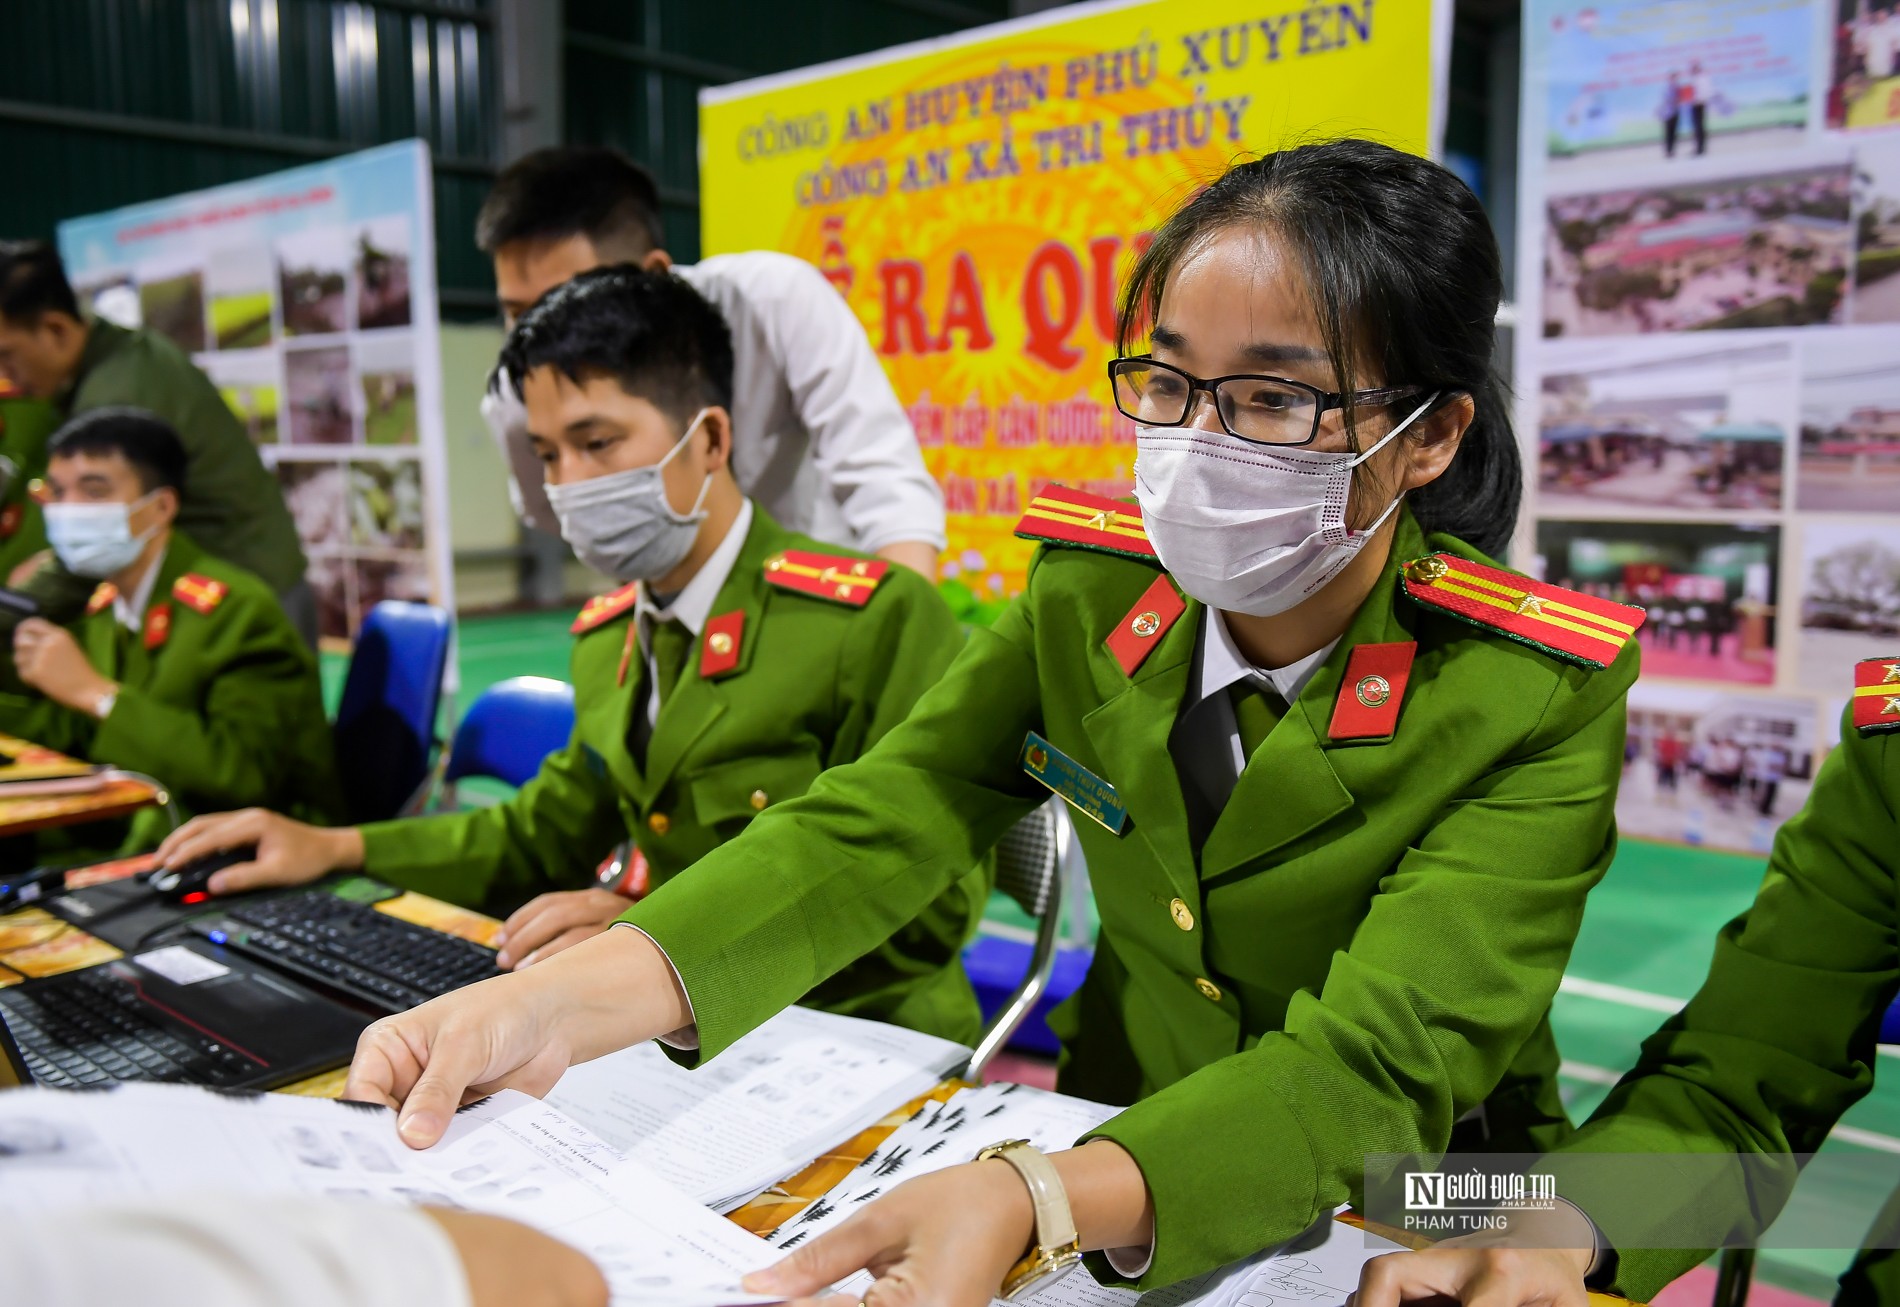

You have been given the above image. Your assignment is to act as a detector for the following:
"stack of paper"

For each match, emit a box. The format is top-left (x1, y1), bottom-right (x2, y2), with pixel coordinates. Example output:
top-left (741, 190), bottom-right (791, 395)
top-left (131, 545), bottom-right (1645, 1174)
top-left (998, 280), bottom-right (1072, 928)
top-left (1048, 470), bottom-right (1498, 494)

top-left (545, 1005), bottom-right (970, 1210)
top-left (0, 1082), bottom-right (781, 1307)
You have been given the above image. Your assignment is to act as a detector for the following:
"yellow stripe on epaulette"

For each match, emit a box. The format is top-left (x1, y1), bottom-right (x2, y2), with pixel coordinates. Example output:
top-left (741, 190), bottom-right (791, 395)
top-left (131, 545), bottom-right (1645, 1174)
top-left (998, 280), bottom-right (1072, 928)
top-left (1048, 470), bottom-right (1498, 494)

top-left (763, 550), bottom-right (889, 607)
top-left (172, 573), bottom-right (229, 616)
top-left (1012, 484), bottom-right (1157, 561)
top-left (572, 582), bottom-right (640, 635)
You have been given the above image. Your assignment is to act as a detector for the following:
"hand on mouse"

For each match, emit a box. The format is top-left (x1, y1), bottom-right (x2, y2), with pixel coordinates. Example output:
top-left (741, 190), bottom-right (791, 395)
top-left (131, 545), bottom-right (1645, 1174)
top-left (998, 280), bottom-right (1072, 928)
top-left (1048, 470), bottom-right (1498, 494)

top-left (156, 808), bottom-right (365, 895)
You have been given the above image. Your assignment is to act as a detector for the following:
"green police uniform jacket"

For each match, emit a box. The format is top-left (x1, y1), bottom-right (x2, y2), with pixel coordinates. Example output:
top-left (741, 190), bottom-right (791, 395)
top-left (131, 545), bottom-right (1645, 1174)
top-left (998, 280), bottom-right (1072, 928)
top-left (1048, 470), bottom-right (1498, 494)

top-left (620, 494), bottom-right (1641, 1289)
top-left (34, 321), bottom-right (306, 613)
top-left (0, 389), bottom-right (55, 584)
top-left (1549, 675), bottom-right (1900, 1303)
top-left (357, 505), bottom-right (991, 1044)
top-left (0, 531), bottom-right (343, 848)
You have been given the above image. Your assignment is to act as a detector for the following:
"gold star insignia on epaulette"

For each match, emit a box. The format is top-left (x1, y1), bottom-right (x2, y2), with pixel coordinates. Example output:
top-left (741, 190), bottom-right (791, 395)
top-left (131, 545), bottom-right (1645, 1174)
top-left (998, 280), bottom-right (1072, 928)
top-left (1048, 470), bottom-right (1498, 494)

top-left (1884, 662), bottom-right (1900, 684)
top-left (1514, 593), bottom-right (1545, 616)
top-left (1885, 696), bottom-right (1900, 717)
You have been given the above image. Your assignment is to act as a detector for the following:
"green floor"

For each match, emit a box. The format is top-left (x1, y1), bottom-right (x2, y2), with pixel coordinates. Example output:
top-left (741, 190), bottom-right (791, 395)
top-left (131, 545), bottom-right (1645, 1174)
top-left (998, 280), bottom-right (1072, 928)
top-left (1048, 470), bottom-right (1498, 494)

top-left (341, 611), bottom-right (1886, 1300)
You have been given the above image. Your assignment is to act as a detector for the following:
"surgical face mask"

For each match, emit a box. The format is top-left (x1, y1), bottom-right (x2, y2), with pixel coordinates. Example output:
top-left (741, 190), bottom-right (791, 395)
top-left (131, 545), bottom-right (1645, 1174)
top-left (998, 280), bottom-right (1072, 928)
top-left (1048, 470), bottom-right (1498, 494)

top-left (44, 494), bottom-right (162, 579)
top-left (1133, 392), bottom-right (1440, 617)
top-left (544, 410), bottom-right (713, 582)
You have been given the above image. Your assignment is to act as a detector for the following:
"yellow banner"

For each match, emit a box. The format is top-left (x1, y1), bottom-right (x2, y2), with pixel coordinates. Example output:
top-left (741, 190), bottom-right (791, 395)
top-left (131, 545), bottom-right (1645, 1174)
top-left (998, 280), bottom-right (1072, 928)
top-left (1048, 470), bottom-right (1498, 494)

top-left (701, 1), bottom-right (1434, 596)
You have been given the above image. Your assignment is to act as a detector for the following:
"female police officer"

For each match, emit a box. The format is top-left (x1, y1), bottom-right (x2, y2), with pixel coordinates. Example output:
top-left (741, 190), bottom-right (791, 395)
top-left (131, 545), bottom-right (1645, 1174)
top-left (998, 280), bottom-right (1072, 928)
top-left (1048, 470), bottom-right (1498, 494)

top-left (342, 140), bottom-right (1643, 1305)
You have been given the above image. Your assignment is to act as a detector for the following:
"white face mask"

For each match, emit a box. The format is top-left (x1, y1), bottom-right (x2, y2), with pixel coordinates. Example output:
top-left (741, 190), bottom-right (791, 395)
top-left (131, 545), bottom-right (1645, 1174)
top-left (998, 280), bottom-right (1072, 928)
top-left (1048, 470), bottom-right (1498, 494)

top-left (1133, 392), bottom-right (1440, 616)
top-left (544, 410), bottom-right (713, 583)
top-left (44, 494), bottom-right (162, 579)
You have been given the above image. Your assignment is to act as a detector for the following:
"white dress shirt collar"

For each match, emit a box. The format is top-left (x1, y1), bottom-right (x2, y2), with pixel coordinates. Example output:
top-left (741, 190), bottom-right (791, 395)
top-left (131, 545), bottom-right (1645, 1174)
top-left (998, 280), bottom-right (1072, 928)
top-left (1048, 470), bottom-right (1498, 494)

top-left (1197, 607), bottom-right (1341, 708)
top-left (111, 542), bottom-right (169, 635)
top-left (635, 498), bottom-right (754, 645)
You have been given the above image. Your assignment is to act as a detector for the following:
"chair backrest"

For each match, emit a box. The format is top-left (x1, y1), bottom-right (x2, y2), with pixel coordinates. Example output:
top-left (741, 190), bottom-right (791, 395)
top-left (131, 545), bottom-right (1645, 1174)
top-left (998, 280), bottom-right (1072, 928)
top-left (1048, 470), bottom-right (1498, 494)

top-left (964, 799), bottom-right (1072, 1080)
top-left (332, 601), bottom-right (452, 824)
top-left (444, 676), bottom-right (577, 790)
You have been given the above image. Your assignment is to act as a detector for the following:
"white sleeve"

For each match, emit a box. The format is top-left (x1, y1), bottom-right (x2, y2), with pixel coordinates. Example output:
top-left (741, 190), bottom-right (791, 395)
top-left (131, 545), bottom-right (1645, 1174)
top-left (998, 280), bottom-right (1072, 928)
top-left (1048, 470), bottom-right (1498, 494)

top-left (481, 370), bottom-right (561, 536)
top-left (745, 254), bottom-right (947, 553)
top-left (0, 1195), bottom-right (471, 1307)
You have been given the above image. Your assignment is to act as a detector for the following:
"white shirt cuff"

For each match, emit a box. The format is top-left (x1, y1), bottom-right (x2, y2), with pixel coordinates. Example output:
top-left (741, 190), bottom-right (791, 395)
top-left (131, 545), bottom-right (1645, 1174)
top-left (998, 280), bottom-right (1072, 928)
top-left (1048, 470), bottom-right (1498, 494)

top-left (611, 921), bottom-right (700, 1050)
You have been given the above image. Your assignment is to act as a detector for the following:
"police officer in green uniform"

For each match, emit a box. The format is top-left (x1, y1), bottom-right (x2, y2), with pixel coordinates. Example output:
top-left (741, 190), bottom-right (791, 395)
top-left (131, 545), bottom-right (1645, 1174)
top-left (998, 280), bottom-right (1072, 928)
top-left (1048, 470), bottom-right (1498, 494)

top-left (156, 267), bottom-right (990, 1044)
top-left (0, 380), bottom-right (56, 585)
top-left (0, 242), bottom-right (311, 643)
top-left (334, 141), bottom-right (1644, 1306)
top-left (0, 408), bottom-right (340, 855)
top-left (1353, 669), bottom-right (1900, 1307)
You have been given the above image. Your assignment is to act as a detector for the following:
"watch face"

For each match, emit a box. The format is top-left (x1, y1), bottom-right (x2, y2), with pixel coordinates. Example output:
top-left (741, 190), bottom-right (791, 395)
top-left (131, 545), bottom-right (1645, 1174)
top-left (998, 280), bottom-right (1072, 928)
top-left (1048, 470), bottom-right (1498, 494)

top-left (1001, 1250), bottom-right (1083, 1302)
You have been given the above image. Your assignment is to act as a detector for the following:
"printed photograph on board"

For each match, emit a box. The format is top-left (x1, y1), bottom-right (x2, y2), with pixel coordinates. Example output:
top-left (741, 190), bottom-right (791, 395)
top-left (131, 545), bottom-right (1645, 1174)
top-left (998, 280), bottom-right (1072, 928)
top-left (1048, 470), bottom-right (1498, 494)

top-left (276, 228), bottom-right (352, 337)
top-left (1619, 683), bottom-right (1816, 854)
top-left (1538, 337), bottom-right (1791, 512)
top-left (355, 333), bottom-right (417, 445)
top-left (283, 345), bottom-right (357, 445)
top-left (354, 216), bottom-right (412, 331)
top-left (1536, 518), bottom-right (1780, 684)
top-left (200, 350), bottom-right (280, 446)
top-left (1827, 0), bottom-right (1900, 129)
top-left (303, 551), bottom-right (353, 644)
top-left (347, 459), bottom-right (424, 549)
top-left (1543, 0), bottom-right (1812, 176)
top-left (135, 264), bottom-right (207, 355)
top-left (1795, 518), bottom-right (1900, 692)
top-left (351, 553), bottom-right (431, 623)
top-left (1543, 162), bottom-right (1852, 337)
top-left (203, 245), bottom-right (276, 351)
top-left (1797, 331), bottom-right (1900, 511)
top-left (275, 460), bottom-right (349, 553)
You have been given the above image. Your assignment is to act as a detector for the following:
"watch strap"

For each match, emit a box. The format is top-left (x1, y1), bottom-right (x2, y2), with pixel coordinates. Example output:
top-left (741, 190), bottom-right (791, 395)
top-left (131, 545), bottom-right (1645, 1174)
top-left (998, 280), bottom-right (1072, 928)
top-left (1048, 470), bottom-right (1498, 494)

top-left (978, 1139), bottom-right (1079, 1254)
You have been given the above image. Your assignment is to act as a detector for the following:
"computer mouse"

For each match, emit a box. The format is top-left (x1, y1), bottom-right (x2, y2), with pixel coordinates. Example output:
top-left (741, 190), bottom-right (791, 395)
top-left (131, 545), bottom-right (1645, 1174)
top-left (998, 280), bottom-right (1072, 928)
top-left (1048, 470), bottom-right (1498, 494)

top-left (148, 846), bottom-right (258, 903)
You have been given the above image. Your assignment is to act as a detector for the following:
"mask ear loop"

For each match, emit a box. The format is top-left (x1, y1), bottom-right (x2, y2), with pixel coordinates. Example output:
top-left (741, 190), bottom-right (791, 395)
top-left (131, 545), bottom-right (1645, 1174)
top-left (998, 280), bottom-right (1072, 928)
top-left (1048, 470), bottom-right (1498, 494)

top-left (658, 408), bottom-right (715, 525)
top-left (1341, 391), bottom-right (1442, 539)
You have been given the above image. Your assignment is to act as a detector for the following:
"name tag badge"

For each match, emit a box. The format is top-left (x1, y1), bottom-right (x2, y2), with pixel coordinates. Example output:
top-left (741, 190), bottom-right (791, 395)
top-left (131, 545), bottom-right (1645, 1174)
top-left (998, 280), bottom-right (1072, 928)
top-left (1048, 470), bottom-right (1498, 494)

top-left (1020, 731), bottom-right (1129, 835)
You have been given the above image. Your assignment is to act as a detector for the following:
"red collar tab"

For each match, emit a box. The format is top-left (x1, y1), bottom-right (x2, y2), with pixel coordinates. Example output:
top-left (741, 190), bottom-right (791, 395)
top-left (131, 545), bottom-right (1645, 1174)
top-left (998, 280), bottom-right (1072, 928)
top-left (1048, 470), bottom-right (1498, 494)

top-left (700, 611), bottom-right (745, 678)
top-left (1327, 642), bottom-right (1417, 742)
top-left (573, 582), bottom-right (641, 635)
top-left (1104, 574), bottom-right (1185, 677)
top-left (1853, 656), bottom-right (1900, 735)
top-left (763, 551), bottom-right (888, 607)
top-left (1013, 485), bottom-right (1156, 561)
top-left (1401, 553), bottom-right (1645, 670)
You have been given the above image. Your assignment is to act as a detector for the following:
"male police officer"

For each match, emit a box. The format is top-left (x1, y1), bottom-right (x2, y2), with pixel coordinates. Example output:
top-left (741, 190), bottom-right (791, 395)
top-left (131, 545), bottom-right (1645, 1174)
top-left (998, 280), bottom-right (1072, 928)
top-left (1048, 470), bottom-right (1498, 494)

top-left (159, 268), bottom-right (988, 1042)
top-left (0, 242), bottom-right (311, 642)
top-left (476, 146), bottom-right (944, 578)
top-left (0, 409), bottom-right (340, 852)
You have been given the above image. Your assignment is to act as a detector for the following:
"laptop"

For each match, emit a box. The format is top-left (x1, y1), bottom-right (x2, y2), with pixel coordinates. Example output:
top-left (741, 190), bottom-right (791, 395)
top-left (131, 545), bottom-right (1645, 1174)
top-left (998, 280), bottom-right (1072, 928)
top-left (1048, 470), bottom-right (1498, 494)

top-left (0, 936), bottom-right (374, 1092)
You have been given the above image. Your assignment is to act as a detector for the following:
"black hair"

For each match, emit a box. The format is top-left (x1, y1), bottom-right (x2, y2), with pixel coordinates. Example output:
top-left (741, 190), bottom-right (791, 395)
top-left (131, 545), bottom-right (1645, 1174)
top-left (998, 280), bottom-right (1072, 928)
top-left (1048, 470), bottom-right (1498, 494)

top-left (0, 240), bottom-right (82, 325)
top-left (476, 147), bottom-right (665, 258)
top-left (1119, 139), bottom-right (1521, 559)
top-left (498, 265), bottom-right (734, 425)
top-left (48, 407), bottom-right (189, 495)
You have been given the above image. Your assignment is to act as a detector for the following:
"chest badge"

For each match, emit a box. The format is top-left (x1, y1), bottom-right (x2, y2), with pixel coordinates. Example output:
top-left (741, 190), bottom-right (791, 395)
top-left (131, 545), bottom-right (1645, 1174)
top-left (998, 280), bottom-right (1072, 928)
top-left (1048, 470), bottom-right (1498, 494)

top-left (1020, 731), bottom-right (1128, 835)
top-left (1104, 575), bottom-right (1185, 677)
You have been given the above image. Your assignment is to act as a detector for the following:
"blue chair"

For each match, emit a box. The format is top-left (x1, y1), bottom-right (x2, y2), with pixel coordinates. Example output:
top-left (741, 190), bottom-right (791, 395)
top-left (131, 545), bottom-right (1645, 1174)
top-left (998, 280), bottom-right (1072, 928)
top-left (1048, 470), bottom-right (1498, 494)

top-left (438, 676), bottom-right (577, 806)
top-left (332, 601), bottom-right (452, 824)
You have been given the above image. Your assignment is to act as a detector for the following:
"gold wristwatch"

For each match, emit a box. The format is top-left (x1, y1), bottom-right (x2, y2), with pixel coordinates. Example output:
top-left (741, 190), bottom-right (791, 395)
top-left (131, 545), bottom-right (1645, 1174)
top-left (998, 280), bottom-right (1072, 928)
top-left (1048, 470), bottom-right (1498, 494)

top-left (976, 1139), bottom-right (1082, 1301)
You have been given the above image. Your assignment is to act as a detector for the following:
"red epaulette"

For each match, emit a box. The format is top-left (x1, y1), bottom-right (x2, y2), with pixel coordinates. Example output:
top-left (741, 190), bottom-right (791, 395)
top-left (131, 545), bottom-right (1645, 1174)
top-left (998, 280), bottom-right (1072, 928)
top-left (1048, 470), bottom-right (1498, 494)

top-left (1400, 553), bottom-right (1646, 671)
top-left (1013, 484), bottom-right (1156, 561)
top-left (764, 550), bottom-right (887, 607)
top-left (172, 573), bottom-right (229, 616)
top-left (85, 583), bottom-right (117, 617)
top-left (572, 582), bottom-right (640, 635)
top-left (1853, 656), bottom-right (1900, 735)
top-left (0, 377), bottom-right (17, 399)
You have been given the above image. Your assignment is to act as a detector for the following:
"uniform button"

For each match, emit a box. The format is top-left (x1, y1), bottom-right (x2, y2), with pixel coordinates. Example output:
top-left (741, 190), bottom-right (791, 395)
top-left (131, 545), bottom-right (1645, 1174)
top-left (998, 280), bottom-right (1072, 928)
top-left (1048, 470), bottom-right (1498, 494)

top-left (750, 789), bottom-right (769, 811)
top-left (647, 812), bottom-right (671, 835)
top-left (1169, 898), bottom-right (1194, 931)
top-left (1194, 977), bottom-right (1222, 1003)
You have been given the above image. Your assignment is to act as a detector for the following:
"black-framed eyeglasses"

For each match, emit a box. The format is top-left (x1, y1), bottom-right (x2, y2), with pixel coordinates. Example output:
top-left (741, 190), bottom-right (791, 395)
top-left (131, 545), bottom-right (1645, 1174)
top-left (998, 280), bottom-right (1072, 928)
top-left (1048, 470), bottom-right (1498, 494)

top-left (1108, 356), bottom-right (1423, 447)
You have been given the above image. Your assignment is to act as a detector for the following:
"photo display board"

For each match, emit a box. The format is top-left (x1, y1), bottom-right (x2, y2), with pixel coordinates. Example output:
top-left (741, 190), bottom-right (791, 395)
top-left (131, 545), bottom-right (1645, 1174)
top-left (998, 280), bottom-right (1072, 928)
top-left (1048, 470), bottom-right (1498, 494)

top-left (699, 0), bottom-right (1443, 603)
top-left (1519, 1), bottom-right (1900, 854)
top-left (57, 141), bottom-right (453, 645)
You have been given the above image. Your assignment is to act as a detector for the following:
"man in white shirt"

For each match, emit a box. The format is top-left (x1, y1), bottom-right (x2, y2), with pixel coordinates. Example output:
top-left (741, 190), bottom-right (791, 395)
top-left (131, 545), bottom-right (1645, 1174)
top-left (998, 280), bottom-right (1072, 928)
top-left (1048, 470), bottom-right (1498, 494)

top-left (476, 146), bottom-right (944, 578)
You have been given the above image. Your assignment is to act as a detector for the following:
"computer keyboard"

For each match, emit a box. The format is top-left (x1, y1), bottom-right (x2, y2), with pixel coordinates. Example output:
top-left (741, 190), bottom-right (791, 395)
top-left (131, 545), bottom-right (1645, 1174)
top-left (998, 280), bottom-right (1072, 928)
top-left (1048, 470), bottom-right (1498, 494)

top-left (197, 890), bottom-right (504, 1012)
top-left (0, 967), bottom-right (259, 1088)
